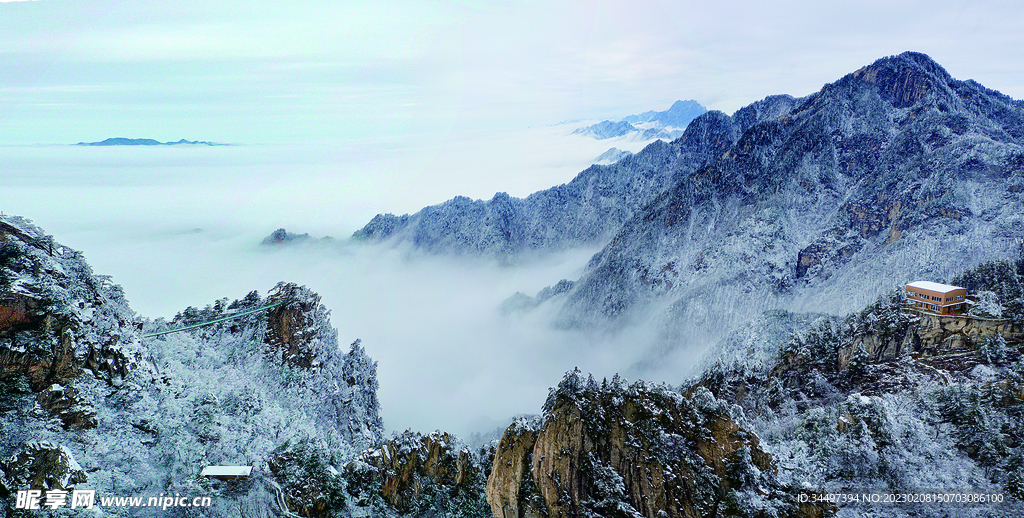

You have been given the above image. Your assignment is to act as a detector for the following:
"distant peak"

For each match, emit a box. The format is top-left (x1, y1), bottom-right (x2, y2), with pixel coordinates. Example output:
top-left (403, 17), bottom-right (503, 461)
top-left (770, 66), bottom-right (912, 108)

top-left (668, 99), bottom-right (704, 109)
top-left (75, 138), bottom-right (225, 146)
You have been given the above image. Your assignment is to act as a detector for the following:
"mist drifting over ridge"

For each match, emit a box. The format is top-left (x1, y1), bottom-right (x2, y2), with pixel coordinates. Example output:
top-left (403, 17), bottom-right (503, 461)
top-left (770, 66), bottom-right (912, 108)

top-left (1, 123), bottom-right (685, 437)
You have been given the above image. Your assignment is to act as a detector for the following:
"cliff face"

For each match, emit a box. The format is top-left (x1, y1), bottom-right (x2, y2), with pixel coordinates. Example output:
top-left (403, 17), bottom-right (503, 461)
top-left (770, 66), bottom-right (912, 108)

top-left (1, 216), bottom-right (142, 432)
top-left (766, 289), bottom-right (1023, 384)
top-left (487, 371), bottom-right (831, 518)
top-left (0, 441), bottom-right (88, 497)
top-left (487, 419), bottom-right (544, 518)
top-left (841, 310), bottom-right (1022, 370)
top-left (264, 282), bottom-right (338, 369)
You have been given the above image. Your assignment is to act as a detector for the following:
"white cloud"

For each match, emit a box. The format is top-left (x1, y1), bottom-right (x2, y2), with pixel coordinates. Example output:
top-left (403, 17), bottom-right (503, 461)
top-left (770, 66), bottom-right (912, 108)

top-left (1, 130), bottom-right (678, 436)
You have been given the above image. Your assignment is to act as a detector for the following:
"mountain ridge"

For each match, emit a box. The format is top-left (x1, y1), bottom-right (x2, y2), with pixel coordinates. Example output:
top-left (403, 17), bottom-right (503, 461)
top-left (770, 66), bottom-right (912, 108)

top-left (349, 51), bottom-right (1024, 367)
top-left (351, 96), bottom-right (797, 261)
top-left (532, 51), bottom-right (1024, 368)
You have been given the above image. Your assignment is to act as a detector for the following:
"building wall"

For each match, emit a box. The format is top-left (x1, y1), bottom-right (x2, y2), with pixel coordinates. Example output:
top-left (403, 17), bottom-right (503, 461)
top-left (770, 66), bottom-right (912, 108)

top-left (905, 286), bottom-right (968, 314)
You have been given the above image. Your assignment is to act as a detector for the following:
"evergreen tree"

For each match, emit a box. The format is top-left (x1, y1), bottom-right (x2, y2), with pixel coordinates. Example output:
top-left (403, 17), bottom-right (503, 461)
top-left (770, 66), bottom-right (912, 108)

top-left (977, 333), bottom-right (1008, 365)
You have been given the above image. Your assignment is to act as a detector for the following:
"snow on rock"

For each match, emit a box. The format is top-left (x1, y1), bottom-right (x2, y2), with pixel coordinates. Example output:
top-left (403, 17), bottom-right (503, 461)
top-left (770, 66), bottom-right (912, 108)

top-left (487, 369), bottom-right (831, 518)
top-left (0, 441), bottom-right (88, 493)
top-left (1, 217), bottom-right (386, 517)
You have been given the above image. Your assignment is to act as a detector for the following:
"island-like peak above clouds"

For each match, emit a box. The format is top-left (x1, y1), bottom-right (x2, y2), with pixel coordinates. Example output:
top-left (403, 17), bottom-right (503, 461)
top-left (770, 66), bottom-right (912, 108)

top-left (572, 99), bottom-right (709, 140)
top-left (74, 138), bottom-right (225, 146)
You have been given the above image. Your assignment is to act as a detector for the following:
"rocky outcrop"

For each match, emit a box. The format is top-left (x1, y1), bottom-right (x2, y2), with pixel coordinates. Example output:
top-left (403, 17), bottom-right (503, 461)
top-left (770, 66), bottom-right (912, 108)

top-left (838, 310), bottom-right (1022, 370)
top-left (264, 282), bottom-right (337, 370)
top-left (0, 310), bottom-right (80, 393)
top-left (487, 371), bottom-right (831, 518)
top-left (902, 311), bottom-right (1021, 352)
top-left (830, 305), bottom-right (1021, 371)
top-left (1, 216), bottom-right (142, 430)
top-left (487, 418), bottom-right (545, 518)
top-left (769, 292), bottom-right (1022, 394)
top-left (0, 442), bottom-right (87, 496)
top-left (346, 431), bottom-right (489, 516)
top-left (35, 383), bottom-right (98, 429)
top-left (0, 293), bottom-right (38, 333)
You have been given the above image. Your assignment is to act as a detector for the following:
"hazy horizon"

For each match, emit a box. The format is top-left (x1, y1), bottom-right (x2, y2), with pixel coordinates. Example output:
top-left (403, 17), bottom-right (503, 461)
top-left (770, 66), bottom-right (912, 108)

top-left (4, 1), bottom-right (1024, 146)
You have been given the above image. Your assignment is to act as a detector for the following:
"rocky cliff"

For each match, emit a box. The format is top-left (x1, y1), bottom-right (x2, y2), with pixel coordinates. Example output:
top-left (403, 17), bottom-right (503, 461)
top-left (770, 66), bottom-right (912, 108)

top-left (1, 216), bottom-right (143, 433)
top-left (841, 309), bottom-right (1022, 370)
top-left (694, 276), bottom-right (1024, 516)
top-left (486, 370), bottom-right (831, 518)
top-left (345, 431), bottom-right (489, 516)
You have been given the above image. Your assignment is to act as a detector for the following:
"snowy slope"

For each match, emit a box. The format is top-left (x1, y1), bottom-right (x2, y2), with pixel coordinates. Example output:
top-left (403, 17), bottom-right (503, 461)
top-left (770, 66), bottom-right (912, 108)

top-left (1, 217), bottom-right (383, 517)
top-left (543, 52), bottom-right (1024, 358)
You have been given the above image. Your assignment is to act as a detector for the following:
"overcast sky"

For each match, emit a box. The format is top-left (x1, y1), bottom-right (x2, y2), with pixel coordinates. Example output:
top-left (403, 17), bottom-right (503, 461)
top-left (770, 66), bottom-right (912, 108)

top-left (2, 0), bottom-right (1023, 145)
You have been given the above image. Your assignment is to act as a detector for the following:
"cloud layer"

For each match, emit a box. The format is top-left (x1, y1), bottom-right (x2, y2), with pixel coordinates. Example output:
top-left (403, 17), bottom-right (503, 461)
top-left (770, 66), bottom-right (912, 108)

top-left (3, 131), bottom-right (683, 437)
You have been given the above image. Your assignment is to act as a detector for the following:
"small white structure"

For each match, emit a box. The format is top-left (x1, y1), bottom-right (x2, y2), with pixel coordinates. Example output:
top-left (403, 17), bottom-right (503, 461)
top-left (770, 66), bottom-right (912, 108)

top-left (200, 465), bottom-right (252, 481)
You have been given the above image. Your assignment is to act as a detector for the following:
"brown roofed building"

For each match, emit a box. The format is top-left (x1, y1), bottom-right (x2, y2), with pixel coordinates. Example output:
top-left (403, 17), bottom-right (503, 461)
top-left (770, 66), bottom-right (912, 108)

top-left (905, 281), bottom-right (967, 314)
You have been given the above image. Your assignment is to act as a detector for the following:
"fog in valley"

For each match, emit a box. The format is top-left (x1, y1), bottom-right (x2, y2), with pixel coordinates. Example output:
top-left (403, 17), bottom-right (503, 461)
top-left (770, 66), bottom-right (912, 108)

top-left (3, 128), bottom-right (686, 438)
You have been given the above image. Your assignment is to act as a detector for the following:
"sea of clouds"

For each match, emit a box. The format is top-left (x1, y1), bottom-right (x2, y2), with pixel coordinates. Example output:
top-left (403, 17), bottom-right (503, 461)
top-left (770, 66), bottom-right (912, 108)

top-left (3, 126), bottom-right (680, 438)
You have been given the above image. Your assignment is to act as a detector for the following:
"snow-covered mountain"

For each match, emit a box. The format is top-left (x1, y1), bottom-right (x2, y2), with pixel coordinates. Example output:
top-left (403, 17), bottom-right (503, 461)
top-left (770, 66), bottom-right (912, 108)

top-left (6, 51), bottom-right (1024, 517)
top-left (354, 52), bottom-right (1024, 362)
top-left (545, 52), bottom-right (1024, 353)
top-left (352, 100), bottom-right (769, 260)
top-left (0, 215), bottom-right (381, 516)
top-left (572, 100), bottom-right (708, 140)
